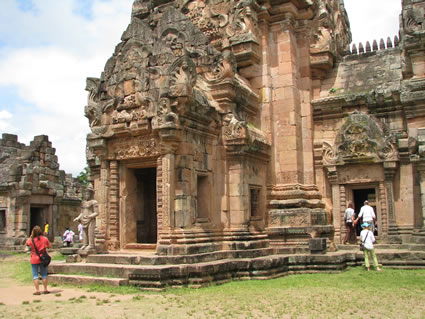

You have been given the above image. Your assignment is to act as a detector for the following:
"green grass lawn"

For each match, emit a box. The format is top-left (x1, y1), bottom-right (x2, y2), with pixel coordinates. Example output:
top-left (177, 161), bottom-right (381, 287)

top-left (1, 251), bottom-right (425, 318)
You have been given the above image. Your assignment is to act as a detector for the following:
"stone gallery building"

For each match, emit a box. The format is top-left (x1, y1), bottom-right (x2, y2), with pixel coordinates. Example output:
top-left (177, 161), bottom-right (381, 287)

top-left (84, 0), bottom-right (425, 255)
top-left (0, 134), bottom-right (83, 248)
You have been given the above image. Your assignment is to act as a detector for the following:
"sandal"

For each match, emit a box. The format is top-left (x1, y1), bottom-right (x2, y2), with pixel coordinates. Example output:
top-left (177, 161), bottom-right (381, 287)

top-left (43, 291), bottom-right (50, 294)
top-left (33, 291), bottom-right (41, 295)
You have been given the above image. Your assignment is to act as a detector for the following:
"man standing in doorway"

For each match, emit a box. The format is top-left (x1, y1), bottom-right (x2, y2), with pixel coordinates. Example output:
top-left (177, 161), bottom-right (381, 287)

top-left (354, 200), bottom-right (376, 233)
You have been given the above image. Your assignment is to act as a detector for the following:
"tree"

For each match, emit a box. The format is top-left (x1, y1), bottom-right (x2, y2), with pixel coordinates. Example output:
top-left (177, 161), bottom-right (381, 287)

top-left (77, 167), bottom-right (89, 185)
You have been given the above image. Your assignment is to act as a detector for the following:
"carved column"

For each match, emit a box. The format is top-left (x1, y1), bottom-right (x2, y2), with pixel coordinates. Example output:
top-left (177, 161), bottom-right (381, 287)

top-left (98, 160), bottom-right (109, 244)
top-left (157, 138), bottom-right (178, 253)
top-left (108, 160), bottom-right (120, 250)
top-left (378, 182), bottom-right (388, 237)
top-left (339, 184), bottom-right (346, 243)
top-left (327, 166), bottom-right (340, 242)
top-left (417, 163), bottom-right (425, 230)
top-left (384, 161), bottom-right (400, 241)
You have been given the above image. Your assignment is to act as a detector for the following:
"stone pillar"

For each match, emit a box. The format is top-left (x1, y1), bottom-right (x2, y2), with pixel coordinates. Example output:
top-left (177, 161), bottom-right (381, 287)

top-left (384, 161), bottom-right (401, 243)
top-left (108, 160), bottom-right (120, 250)
top-left (157, 141), bottom-right (178, 254)
top-left (417, 164), bottom-right (425, 230)
top-left (339, 184), bottom-right (346, 243)
top-left (161, 153), bottom-right (174, 230)
top-left (270, 14), bottom-right (304, 185)
top-left (327, 166), bottom-right (340, 242)
top-left (97, 160), bottom-right (109, 248)
top-left (378, 182), bottom-right (388, 238)
top-left (228, 158), bottom-right (248, 231)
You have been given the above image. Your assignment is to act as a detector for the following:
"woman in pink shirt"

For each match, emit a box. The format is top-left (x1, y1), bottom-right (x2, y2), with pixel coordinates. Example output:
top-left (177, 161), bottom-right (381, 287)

top-left (25, 225), bottom-right (52, 295)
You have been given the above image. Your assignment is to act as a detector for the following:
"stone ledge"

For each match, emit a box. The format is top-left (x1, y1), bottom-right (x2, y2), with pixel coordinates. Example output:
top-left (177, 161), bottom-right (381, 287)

top-left (49, 249), bottom-right (425, 289)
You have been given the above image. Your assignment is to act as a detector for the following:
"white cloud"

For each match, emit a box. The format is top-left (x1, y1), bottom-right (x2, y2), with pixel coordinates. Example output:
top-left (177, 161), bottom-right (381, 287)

top-left (0, 110), bottom-right (13, 131)
top-left (0, 0), bottom-right (133, 176)
top-left (344, 0), bottom-right (402, 46)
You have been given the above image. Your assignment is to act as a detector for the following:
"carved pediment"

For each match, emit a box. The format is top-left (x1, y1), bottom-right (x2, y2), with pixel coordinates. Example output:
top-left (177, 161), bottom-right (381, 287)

top-left (85, 3), bottom-right (262, 140)
top-left (323, 111), bottom-right (399, 166)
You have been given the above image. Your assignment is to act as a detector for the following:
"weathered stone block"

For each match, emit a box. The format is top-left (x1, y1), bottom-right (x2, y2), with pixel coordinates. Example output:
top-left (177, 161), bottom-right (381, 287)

top-left (309, 238), bottom-right (327, 254)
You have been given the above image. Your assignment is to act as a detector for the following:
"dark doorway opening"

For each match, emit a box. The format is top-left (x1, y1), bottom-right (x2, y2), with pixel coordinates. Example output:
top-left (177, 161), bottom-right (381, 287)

top-left (134, 168), bottom-right (157, 244)
top-left (353, 188), bottom-right (377, 236)
top-left (29, 206), bottom-right (44, 236)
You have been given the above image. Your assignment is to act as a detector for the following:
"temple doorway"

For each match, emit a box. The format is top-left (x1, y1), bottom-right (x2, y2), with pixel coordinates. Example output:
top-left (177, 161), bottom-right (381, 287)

top-left (29, 206), bottom-right (46, 235)
top-left (123, 166), bottom-right (158, 247)
top-left (353, 188), bottom-right (377, 236)
top-left (135, 167), bottom-right (157, 243)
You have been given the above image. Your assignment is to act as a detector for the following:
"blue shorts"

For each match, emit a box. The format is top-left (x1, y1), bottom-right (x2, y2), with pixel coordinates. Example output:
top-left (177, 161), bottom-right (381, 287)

top-left (31, 263), bottom-right (48, 280)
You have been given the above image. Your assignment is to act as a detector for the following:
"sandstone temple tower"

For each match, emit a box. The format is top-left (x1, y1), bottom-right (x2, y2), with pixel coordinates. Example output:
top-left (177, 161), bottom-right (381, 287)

top-left (84, 0), bottom-right (425, 255)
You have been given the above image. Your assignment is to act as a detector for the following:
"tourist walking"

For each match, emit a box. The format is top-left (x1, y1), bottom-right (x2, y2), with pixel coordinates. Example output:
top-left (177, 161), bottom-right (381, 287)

top-left (360, 223), bottom-right (382, 271)
top-left (63, 227), bottom-right (75, 247)
top-left (343, 201), bottom-right (356, 244)
top-left (354, 200), bottom-right (376, 233)
top-left (25, 225), bottom-right (52, 295)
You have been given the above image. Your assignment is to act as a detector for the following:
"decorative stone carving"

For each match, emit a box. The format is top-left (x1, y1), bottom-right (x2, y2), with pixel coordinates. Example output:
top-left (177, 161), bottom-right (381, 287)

top-left (309, 0), bottom-right (351, 79)
top-left (330, 111), bottom-right (399, 164)
top-left (403, 6), bottom-right (425, 35)
top-left (322, 141), bottom-right (337, 166)
top-left (109, 137), bottom-right (160, 160)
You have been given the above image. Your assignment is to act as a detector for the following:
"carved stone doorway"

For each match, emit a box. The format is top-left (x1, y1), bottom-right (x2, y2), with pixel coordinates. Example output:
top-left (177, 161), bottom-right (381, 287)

top-left (122, 166), bottom-right (157, 248)
top-left (353, 188), bottom-right (378, 236)
top-left (29, 206), bottom-right (47, 235)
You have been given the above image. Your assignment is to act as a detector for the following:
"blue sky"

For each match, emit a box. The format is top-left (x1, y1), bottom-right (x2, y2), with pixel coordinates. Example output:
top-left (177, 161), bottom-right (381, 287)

top-left (0, 0), bottom-right (402, 176)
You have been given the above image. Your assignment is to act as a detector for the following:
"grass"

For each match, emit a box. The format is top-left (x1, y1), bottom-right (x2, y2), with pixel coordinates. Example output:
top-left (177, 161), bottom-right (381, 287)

top-left (1, 251), bottom-right (425, 318)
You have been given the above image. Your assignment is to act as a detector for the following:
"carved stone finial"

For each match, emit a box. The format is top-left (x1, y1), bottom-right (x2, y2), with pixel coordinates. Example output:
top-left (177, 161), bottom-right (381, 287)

top-left (386, 37), bottom-right (393, 48)
top-left (379, 38), bottom-right (385, 50)
top-left (372, 40), bottom-right (378, 51)
top-left (365, 41), bottom-right (371, 53)
top-left (394, 35), bottom-right (399, 47)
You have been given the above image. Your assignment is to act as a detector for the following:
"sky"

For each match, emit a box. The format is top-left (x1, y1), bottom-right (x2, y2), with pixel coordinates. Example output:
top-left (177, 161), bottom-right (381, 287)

top-left (0, 0), bottom-right (402, 177)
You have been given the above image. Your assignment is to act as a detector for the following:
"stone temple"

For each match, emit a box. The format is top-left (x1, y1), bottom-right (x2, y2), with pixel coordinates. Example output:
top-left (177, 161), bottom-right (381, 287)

top-left (84, 0), bottom-right (425, 256)
top-left (11, 0), bottom-right (425, 287)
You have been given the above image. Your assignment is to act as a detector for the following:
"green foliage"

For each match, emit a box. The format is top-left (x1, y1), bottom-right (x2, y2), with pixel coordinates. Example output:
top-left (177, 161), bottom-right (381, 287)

top-left (77, 167), bottom-right (89, 185)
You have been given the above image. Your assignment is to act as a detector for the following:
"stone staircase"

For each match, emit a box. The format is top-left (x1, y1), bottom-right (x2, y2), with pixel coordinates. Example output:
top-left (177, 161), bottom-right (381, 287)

top-left (48, 243), bottom-right (425, 290)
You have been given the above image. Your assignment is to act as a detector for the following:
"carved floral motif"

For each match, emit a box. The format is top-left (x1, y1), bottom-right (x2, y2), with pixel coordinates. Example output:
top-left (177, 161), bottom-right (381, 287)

top-left (109, 137), bottom-right (159, 160)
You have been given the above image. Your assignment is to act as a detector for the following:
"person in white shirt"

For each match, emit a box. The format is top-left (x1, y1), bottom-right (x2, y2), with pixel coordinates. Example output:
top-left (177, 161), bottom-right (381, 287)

top-left (62, 228), bottom-right (75, 247)
top-left (354, 200), bottom-right (376, 232)
top-left (360, 223), bottom-right (382, 271)
top-left (343, 201), bottom-right (356, 244)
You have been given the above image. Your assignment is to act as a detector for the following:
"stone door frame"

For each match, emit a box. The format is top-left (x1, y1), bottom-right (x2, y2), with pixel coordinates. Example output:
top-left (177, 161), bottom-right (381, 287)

top-left (119, 159), bottom-right (159, 249)
top-left (344, 183), bottom-right (383, 238)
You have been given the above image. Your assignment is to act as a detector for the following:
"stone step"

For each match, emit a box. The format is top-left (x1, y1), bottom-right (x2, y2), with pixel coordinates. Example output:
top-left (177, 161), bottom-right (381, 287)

top-left (336, 244), bottom-right (413, 251)
top-left (49, 274), bottom-right (129, 286)
top-left (86, 247), bottom-right (275, 265)
top-left (50, 250), bottom-right (425, 289)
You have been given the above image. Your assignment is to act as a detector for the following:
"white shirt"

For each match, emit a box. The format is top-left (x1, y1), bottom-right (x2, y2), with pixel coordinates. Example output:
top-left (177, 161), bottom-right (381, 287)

top-left (360, 229), bottom-right (375, 250)
top-left (358, 204), bottom-right (375, 222)
top-left (344, 208), bottom-right (355, 223)
top-left (63, 230), bottom-right (75, 242)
